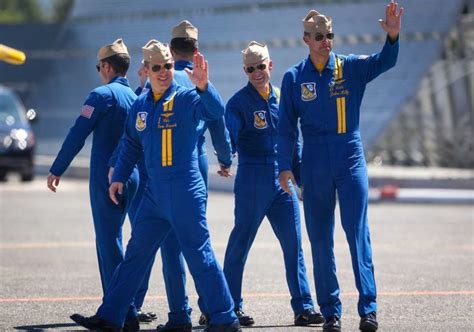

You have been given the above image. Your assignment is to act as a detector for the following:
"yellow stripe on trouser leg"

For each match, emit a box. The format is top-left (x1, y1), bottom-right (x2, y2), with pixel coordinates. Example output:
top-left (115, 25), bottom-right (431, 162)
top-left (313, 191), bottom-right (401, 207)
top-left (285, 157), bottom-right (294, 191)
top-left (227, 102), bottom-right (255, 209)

top-left (162, 129), bottom-right (167, 166)
top-left (167, 129), bottom-right (172, 166)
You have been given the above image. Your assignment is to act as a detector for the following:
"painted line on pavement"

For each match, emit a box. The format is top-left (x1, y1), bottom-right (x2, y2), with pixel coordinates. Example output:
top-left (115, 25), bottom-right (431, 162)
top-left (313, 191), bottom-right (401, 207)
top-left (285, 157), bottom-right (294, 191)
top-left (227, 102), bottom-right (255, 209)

top-left (1, 291), bottom-right (473, 303)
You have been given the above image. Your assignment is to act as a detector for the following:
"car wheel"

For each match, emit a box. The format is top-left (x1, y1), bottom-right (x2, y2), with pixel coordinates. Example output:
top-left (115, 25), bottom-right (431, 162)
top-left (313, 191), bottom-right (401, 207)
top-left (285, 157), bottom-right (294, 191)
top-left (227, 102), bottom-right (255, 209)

top-left (21, 171), bottom-right (34, 182)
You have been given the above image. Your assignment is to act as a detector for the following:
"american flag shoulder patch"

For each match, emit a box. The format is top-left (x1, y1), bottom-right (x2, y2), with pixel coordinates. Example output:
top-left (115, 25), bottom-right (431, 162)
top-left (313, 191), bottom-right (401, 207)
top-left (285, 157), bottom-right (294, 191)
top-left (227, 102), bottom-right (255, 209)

top-left (80, 104), bottom-right (95, 119)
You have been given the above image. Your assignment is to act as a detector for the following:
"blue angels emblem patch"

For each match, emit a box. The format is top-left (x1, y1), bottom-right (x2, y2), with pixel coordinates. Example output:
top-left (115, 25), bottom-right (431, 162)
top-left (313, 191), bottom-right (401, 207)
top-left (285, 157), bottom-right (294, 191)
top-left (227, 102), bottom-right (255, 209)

top-left (253, 110), bottom-right (268, 129)
top-left (301, 82), bottom-right (317, 101)
top-left (136, 112), bottom-right (148, 131)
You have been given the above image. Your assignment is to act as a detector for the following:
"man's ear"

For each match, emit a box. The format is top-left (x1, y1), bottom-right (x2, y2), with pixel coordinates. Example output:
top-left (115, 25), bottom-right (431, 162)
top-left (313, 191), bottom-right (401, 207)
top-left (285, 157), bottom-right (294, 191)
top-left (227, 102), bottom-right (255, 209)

top-left (303, 35), bottom-right (310, 45)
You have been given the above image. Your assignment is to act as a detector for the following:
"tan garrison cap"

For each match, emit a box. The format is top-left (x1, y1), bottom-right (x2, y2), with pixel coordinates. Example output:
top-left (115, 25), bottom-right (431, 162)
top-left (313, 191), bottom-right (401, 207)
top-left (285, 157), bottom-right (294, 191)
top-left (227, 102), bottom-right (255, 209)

top-left (302, 10), bottom-right (332, 34)
top-left (172, 20), bottom-right (198, 40)
top-left (142, 39), bottom-right (173, 63)
top-left (97, 38), bottom-right (129, 61)
top-left (242, 41), bottom-right (270, 65)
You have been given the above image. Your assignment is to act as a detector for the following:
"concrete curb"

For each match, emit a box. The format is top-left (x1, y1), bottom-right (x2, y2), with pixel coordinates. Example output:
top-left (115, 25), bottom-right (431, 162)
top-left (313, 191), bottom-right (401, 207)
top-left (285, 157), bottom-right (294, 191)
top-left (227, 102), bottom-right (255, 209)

top-left (35, 155), bottom-right (474, 204)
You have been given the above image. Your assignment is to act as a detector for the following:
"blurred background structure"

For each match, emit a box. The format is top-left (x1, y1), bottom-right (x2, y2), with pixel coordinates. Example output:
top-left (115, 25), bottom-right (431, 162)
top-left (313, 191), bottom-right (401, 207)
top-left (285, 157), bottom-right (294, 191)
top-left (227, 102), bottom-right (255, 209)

top-left (0, 0), bottom-right (473, 170)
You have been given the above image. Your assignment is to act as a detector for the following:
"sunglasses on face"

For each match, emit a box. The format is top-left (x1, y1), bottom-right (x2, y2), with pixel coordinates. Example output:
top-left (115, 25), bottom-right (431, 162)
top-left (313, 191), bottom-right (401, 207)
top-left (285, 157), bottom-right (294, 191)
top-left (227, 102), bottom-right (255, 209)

top-left (95, 63), bottom-right (103, 72)
top-left (151, 63), bottom-right (174, 72)
top-left (245, 63), bottom-right (267, 74)
top-left (314, 32), bottom-right (335, 41)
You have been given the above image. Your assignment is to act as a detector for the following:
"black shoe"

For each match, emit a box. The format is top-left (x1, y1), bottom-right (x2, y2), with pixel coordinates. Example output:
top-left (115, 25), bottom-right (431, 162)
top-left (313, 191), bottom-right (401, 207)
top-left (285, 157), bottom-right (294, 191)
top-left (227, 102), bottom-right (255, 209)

top-left (323, 316), bottom-right (341, 332)
top-left (137, 309), bottom-right (157, 323)
top-left (157, 322), bottom-right (192, 332)
top-left (199, 313), bottom-right (209, 326)
top-left (204, 321), bottom-right (241, 332)
top-left (124, 318), bottom-right (140, 332)
top-left (234, 309), bottom-right (254, 326)
top-left (294, 308), bottom-right (325, 326)
top-left (70, 314), bottom-right (122, 331)
top-left (360, 312), bottom-right (378, 331)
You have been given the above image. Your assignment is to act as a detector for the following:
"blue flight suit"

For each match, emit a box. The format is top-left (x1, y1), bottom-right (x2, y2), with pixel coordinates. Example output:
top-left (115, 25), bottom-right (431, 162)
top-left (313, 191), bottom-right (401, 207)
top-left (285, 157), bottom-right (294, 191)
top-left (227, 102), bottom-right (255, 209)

top-left (277, 37), bottom-right (399, 319)
top-left (132, 60), bottom-right (232, 325)
top-left (223, 82), bottom-right (315, 314)
top-left (50, 76), bottom-right (139, 293)
top-left (96, 81), bottom-right (238, 328)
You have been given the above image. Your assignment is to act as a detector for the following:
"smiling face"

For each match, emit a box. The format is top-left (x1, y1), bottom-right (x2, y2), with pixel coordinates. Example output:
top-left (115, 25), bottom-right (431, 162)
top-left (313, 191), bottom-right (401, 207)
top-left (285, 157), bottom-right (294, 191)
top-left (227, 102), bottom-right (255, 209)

top-left (244, 59), bottom-right (272, 93)
top-left (145, 60), bottom-right (175, 94)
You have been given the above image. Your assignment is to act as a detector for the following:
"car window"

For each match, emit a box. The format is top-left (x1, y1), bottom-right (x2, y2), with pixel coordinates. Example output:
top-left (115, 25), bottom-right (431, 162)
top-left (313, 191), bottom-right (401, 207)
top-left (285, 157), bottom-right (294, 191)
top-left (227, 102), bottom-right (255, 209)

top-left (0, 91), bottom-right (26, 126)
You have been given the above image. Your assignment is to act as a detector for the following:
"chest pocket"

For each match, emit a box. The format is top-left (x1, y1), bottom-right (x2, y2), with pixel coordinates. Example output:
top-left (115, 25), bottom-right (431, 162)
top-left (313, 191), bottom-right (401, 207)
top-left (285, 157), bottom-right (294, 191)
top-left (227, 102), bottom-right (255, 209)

top-left (334, 57), bottom-right (347, 134)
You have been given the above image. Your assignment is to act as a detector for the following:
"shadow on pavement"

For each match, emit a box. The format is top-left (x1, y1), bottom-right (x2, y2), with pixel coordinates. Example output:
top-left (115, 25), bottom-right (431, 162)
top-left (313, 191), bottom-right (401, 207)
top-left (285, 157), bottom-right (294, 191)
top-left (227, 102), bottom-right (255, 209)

top-left (15, 322), bottom-right (78, 331)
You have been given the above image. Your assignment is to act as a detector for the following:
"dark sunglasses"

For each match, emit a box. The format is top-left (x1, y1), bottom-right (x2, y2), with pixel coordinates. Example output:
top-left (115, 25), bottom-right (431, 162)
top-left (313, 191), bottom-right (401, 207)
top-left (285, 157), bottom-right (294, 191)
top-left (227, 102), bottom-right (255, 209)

top-left (95, 63), bottom-right (103, 72)
top-left (245, 63), bottom-right (267, 74)
top-left (151, 63), bottom-right (174, 72)
top-left (314, 32), bottom-right (335, 41)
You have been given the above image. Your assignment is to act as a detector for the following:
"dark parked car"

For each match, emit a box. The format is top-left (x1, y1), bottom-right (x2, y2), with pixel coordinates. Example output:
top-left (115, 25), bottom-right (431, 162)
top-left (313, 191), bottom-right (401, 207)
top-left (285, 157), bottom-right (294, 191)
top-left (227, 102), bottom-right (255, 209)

top-left (0, 86), bottom-right (36, 181)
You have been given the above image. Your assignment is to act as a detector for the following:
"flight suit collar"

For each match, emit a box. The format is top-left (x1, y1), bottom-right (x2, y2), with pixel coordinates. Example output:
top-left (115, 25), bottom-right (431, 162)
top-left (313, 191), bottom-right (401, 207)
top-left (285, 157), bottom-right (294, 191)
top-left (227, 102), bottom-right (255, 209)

top-left (175, 60), bottom-right (193, 71)
top-left (245, 81), bottom-right (277, 103)
top-left (107, 76), bottom-right (130, 87)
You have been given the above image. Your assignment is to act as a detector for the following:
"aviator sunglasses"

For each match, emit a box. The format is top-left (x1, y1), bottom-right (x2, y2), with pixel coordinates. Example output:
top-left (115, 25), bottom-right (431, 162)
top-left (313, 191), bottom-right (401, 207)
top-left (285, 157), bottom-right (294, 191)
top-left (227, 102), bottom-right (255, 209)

top-left (314, 32), bottom-right (335, 41)
top-left (151, 63), bottom-right (174, 72)
top-left (245, 63), bottom-right (267, 74)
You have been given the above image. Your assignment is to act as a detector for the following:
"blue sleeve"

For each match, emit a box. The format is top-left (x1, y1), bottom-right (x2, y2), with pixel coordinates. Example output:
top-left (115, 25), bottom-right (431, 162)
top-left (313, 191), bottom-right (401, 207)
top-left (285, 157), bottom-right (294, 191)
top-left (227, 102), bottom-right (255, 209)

top-left (111, 103), bottom-right (143, 183)
top-left (207, 117), bottom-right (232, 167)
top-left (49, 91), bottom-right (111, 176)
top-left (354, 35), bottom-right (399, 83)
top-left (191, 82), bottom-right (225, 122)
top-left (277, 71), bottom-right (299, 172)
top-left (224, 97), bottom-right (243, 155)
top-left (135, 81), bottom-right (150, 96)
top-left (134, 86), bottom-right (143, 96)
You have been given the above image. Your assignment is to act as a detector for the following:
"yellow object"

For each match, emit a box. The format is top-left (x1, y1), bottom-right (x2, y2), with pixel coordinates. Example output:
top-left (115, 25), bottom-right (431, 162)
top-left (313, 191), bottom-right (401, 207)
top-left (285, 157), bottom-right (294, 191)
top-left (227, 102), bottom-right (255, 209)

top-left (0, 44), bottom-right (26, 65)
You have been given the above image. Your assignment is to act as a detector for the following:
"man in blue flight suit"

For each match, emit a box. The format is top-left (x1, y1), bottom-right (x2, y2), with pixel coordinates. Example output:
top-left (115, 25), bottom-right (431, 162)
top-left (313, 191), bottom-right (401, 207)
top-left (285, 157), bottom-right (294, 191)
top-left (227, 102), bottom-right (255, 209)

top-left (131, 21), bottom-right (233, 331)
top-left (223, 41), bottom-right (325, 327)
top-left (70, 40), bottom-right (240, 332)
top-left (47, 38), bottom-right (139, 294)
top-left (277, 2), bottom-right (403, 331)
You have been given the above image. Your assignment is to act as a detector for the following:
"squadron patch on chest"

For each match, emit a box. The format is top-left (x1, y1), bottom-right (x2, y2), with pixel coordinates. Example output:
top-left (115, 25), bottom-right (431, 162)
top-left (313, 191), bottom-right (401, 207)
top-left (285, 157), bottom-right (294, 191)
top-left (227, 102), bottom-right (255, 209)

top-left (253, 110), bottom-right (268, 129)
top-left (301, 82), bottom-right (317, 101)
top-left (135, 112), bottom-right (148, 131)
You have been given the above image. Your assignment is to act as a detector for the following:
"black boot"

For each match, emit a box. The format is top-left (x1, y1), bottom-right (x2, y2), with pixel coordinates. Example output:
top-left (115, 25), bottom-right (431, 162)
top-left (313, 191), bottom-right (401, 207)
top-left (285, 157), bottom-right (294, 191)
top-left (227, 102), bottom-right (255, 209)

top-left (323, 316), bottom-right (342, 332)
top-left (70, 314), bottom-right (122, 331)
top-left (360, 312), bottom-right (378, 331)
top-left (294, 308), bottom-right (325, 326)
top-left (234, 309), bottom-right (254, 326)
top-left (204, 321), bottom-right (241, 332)
top-left (137, 309), bottom-right (157, 323)
top-left (156, 321), bottom-right (192, 332)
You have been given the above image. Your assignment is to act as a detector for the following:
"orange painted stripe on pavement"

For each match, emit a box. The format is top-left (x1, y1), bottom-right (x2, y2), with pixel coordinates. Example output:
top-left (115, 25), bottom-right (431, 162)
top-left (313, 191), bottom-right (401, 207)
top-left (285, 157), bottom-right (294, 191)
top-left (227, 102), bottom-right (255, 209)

top-left (0, 242), bottom-right (94, 249)
top-left (1, 291), bottom-right (472, 303)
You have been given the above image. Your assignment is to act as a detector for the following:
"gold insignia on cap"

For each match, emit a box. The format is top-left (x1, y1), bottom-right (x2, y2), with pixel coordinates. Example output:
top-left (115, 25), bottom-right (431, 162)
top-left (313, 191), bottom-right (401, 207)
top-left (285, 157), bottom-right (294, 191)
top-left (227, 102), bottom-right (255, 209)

top-left (172, 20), bottom-right (198, 40)
top-left (97, 38), bottom-right (129, 61)
top-left (302, 10), bottom-right (332, 35)
top-left (142, 39), bottom-right (173, 64)
top-left (242, 41), bottom-right (270, 65)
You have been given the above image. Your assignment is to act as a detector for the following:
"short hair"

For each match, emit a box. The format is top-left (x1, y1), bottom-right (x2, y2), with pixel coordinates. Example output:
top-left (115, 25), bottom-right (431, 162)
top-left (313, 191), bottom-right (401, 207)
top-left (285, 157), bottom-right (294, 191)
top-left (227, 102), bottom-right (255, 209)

top-left (101, 53), bottom-right (130, 76)
top-left (170, 37), bottom-right (198, 57)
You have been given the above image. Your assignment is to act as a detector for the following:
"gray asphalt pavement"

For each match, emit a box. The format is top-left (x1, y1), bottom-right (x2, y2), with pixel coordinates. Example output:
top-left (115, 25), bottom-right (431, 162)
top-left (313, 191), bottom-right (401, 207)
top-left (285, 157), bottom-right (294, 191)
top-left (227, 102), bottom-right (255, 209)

top-left (0, 177), bottom-right (473, 331)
